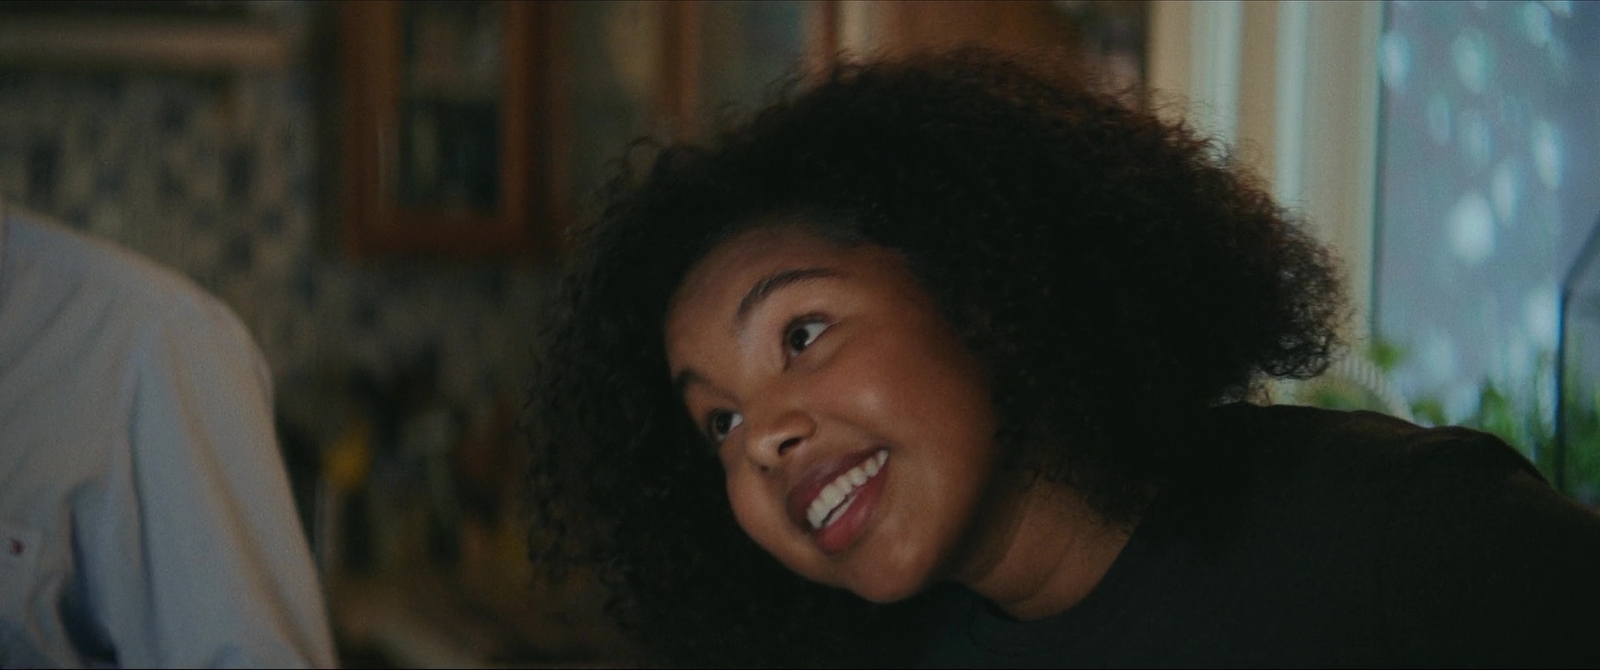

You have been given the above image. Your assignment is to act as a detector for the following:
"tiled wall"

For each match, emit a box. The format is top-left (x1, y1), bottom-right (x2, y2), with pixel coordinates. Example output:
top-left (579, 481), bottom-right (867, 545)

top-left (0, 65), bottom-right (553, 444)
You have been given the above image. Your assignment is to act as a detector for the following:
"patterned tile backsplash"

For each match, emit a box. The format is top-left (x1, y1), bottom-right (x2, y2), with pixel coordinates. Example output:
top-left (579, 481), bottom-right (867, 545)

top-left (0, 66), bottom-right (556, 445)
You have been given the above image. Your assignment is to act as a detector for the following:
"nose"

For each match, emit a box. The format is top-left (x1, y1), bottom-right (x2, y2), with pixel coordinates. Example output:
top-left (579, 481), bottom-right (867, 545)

top-left (744, 408), bottom-right (815, 473)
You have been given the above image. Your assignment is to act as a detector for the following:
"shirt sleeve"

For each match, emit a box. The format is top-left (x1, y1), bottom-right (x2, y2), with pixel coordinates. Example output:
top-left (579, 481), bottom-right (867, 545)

top-left (1381, 432), bottom-right (1600, 667)
top-left (92, 297), bottom-right (337, 668)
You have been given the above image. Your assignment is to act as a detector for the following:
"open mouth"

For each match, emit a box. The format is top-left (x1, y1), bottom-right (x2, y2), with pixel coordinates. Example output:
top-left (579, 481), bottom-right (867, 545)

top-left (805, 449), bottom-right (888, 531)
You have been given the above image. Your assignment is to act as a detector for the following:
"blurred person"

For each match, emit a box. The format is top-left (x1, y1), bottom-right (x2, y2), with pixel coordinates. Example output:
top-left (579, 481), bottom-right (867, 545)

top-left (0, 200), bottom-right (336, 667)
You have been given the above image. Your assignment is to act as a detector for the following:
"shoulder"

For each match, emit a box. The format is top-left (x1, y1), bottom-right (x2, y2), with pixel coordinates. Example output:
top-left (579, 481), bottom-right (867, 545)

top-left (1159, 404), bottom-right (1556, 599)
top-left (1194, 403), bottom-right (1554, 545)
top-left (2, 206), bottom-right (254, 355)
top-left (1203, 402), bottom-right (1540, 489)
top-left (1161, 403), bottom-right (1549, 566)
top-left (5, 206), bottom-right (219, 316)
top-left (1209, 404), bottom-right (1600, 665)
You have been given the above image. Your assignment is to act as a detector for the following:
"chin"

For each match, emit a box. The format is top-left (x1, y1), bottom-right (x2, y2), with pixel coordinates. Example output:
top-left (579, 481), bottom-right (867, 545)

top-left (837, 534), bottom-right (948, 604)
top-left (845, 572), bottom-right (928, 604)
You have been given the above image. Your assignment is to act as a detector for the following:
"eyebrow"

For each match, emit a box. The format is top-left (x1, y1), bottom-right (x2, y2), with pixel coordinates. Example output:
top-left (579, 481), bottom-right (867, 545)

top-left (735, 267), bottom-right (837, 324)
top-left (672, 267), bottom-right (838, 397)
top-left (672, 368), bottom-right (705, 398)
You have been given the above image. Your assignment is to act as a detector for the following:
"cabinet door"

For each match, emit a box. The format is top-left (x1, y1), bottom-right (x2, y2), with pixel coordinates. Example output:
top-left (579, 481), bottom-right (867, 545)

top-left (542, 1), bottom-right (666, 231)
top-left (542, 0), bottom-right (836, 234)
top-left (683, 0), bottom-right (835, 137)
top-left (339, 1), bottom-right (549, 259)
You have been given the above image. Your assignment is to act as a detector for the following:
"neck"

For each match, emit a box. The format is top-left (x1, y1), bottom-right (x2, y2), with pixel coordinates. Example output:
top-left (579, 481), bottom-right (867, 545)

top-left (949, 476), bottom-right (1135, 621)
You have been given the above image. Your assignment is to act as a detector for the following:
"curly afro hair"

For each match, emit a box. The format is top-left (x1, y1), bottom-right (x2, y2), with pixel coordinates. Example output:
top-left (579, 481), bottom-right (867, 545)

top-left (524, 48), bottom-right (1346, 667)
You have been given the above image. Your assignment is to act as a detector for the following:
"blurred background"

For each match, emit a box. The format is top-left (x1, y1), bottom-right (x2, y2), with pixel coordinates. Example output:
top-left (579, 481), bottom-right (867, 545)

top-left (0, 0), bottom-right (1592, 666)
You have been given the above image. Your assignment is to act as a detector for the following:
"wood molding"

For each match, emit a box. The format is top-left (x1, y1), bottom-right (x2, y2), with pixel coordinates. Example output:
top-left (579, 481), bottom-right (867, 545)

top-left (0, 17), bottom-right (292, 72)
top-left (337, 1), bottom-right (545, 260)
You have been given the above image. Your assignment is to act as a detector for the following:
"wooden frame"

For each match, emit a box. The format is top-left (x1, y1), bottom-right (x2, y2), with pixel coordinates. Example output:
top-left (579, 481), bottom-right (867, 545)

top-left (339, 0), bottom-right (844, 260)
top-left (338, 1), bottom-right (551, 259)
top-left (661, 0), bottom-right (840, 139)
top-left (539, 0), bottom-right (841, 241)
top-left (0, 2), bottom-right (291, 72)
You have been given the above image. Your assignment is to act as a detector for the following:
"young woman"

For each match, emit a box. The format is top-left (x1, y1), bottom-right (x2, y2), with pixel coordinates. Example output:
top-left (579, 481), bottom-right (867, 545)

top-left (524, 49), bottom-right (1600, 667)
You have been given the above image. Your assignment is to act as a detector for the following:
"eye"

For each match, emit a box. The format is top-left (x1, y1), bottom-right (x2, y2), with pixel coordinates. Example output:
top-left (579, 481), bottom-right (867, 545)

top-left (707, 409), bottom-right (744, 443)
top-left (785, 319), bottom-right (829, 355)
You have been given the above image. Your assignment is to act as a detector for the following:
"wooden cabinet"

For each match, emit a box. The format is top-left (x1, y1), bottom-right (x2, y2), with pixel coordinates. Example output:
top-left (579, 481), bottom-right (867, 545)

top-left (335, 1), bottom-right (1119, 260)
top-left (337, 0), bottom-right (836, 260)
top-left (337, 1), bottom-right (547, 259)
top-left (543, 1), bottom-right (837, 231)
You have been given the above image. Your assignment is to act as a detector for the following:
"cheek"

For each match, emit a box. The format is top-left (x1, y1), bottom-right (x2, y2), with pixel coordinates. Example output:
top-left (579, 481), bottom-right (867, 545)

top-left (835, 329), bottom-right (991, 437)
top-left (724, 468), bottom-right (786, 551)
top-left (723, 466), bottom-right (834, 582)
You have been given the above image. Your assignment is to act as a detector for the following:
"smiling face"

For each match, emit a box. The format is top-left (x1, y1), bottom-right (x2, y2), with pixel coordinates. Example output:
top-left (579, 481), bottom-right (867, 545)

top-left (664, 223), bottom-right (1003, 602)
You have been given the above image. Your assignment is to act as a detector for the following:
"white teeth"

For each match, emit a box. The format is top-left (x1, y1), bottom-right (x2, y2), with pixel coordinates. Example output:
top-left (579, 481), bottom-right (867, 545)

top-left (805, 450), bottom-right (889, 530)
top-left (821, 483), bottom-right (845, 509)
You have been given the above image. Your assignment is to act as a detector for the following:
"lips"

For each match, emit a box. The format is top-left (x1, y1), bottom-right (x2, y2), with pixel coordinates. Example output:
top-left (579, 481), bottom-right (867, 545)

top-left (786, 447), bottom-right (890, 553)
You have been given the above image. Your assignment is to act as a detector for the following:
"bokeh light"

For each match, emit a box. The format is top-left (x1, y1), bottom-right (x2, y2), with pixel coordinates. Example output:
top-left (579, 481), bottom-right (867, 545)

top-left (1375, 0), bottom-right (1600, 432)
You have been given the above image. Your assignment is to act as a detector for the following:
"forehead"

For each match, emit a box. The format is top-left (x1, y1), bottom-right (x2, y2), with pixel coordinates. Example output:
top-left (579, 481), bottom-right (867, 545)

top-left (672, 226), bottom-right (853, 310)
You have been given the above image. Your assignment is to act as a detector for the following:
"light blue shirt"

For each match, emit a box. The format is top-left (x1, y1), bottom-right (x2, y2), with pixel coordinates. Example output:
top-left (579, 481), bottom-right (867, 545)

top-left (0, 203), bottom-right (336, 667)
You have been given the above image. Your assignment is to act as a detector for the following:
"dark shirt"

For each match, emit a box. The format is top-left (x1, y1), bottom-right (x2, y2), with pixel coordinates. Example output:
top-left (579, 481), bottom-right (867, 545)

top-left (919, 404), bottom-right (1600, 667)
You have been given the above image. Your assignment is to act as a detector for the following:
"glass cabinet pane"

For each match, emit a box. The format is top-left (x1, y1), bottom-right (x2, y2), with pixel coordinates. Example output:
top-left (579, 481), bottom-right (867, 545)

top-left (699, 1), bottom-right (811, 116)
top-left (565, 1), bottom-right (663, 221)
top-left (399, 1), bottom-right (503, 212)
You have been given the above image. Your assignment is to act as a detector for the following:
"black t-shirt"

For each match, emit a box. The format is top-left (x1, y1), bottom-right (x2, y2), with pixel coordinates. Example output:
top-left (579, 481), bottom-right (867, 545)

top-left (918, 404), bottom-right (1600, 667)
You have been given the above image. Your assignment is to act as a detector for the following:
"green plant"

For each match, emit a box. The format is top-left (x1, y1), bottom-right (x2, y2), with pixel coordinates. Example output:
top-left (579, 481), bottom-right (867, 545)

top-left (1299, 339), bottom-right (1600, 506)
